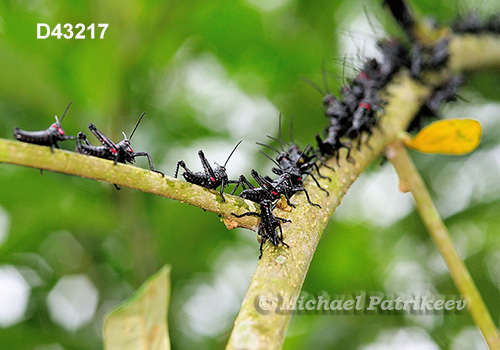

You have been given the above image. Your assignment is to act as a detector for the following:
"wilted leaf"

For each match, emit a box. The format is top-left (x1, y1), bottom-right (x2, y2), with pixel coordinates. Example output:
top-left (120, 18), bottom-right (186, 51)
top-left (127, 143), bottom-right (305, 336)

top-left (406, 119), bottom-right (482, 155)
top-left (104, 265), bottom-right (171, 350)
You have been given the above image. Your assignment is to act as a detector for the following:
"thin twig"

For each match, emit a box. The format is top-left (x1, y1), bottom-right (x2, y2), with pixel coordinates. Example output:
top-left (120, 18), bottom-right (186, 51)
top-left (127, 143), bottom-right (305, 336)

top-left (0, 138), bottom-right (261, 231)
top-left (387, 141), bottom-right (500, 350)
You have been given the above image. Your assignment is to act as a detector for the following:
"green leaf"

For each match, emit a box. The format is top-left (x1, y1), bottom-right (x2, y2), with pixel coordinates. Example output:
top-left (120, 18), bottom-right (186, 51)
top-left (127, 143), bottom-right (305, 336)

top-left (103, 265), bottom-right (171, 350)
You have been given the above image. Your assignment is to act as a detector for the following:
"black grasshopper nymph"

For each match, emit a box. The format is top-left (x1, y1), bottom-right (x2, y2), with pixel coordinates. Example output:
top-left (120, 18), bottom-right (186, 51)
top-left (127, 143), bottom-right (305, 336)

top-left (14, 101), bottom-right (75, 152)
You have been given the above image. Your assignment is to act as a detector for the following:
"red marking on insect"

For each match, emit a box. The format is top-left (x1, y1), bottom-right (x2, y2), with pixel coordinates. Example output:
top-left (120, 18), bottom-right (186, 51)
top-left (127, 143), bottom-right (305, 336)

top-left (272, 191), bottom-right (278, 195)
top-left (282, 157), bottom-right (286, 160)
top-left (298, 177), bottom-right (302, 181)
top-left (359, 102), bottom-right (371, 111)
top-left (111, 148), bottom-right (118, 155)
top-left (57, 127), bottom-right (65, 135)
top-left (210, 177), bottom-right (215, 182)
top-left (128, 147), bottom-right (133, 152)
top-left (360, 71), bottom-right (368, 80)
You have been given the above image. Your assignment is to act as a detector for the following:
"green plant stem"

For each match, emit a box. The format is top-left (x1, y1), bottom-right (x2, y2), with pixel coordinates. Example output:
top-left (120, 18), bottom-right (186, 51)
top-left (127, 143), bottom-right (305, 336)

top-left (226, 72), bottom-right (432, 350)
top-left (449, 34), bottom-right (500, 72)
top-left (2, 33), bottom-right (500, 350)
top-left (0, 138), bottom-right (261, 231)
top-left (387, 141), bottom-right (500, 350)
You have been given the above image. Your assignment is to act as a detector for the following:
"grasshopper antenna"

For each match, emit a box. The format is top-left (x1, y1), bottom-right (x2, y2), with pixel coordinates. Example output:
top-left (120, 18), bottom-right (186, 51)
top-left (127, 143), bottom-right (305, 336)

top-left (56, 101), bottom-right (73, 123)
top-left (223, 140), bottom-right (243, 167)
top-left (129, 112), bottom-right (146, 140)
top-left (59, 101), bottom-right (73, 123)
top-left (265, 117), bottom-right (286, 151)
top-left (277, 114), bottom-right (285, 151)
top-left (342, 54), bottom-right (348, 85)
top-left (362, 4), bottom-right (382, 39)
top-left (301, 77), bottom-right (325, 96)
top-left (322, 58), bottom-right (331, 94)
top-left (292, 143), bottom-right (311, 169)
top-left (258, 150), bottom-right (280, 167)
top-left (383, 0), bottom-right (415, 38)
top-left (256, 141), bottom-right (280, 154)
top-left (266, 135), bottom-right (279, 143)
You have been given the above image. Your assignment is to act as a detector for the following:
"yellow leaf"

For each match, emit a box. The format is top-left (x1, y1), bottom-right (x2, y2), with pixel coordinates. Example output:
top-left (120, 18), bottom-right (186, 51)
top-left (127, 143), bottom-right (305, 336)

top-left (406, 119), bottom-right (482, 155)
top-left (104, 265), bottom-right (171, 350)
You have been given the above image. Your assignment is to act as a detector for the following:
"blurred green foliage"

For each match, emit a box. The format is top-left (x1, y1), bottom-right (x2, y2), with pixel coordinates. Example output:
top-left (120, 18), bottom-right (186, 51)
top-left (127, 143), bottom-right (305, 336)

top-left (1, 0), bottom-right (500, 349)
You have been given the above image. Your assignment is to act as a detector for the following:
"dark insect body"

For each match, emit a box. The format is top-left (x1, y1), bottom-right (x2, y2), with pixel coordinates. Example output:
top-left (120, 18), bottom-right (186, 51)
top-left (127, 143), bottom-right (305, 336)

top-left (457, 13), bottom-right (500, 34)
top-left (256, 116), bottom-right (331, 195)
top-left (323, 94), bottom-right (350, 121)
top-left (410, 39), bottom-right (449, 79)
top-left (76, 131), bottom-right (114, 160)
top-left (317, 79), bottom-right (384, 163)
top-left (237, 169), bottom-right (321, 208)
top-left (340, 86), bottom-right (362, 113)
top-left (376, 39), bottom-right (408, 84)
top-left (276, 144), bottom-right (330, 193)
top-left (75, 112), bottom-right (164, 177)
top-left (175, 141), bottom-right (242, 202)
top-left (230, 116), bottom-right (327, 258)
top-left (346, 99), bottom-right (382, 150)
top-left (408, 75), bottom-right (465, 131)
top-left (425, 75), bottom-right (464, 114)
top-left (383, 0), bottom-right (416, 38)
top-left (258, 141), bottom-right (330, 195)
top-left (315, 127), bottom-right (352, 165)
top-left (313, 38), bottom-right (403, 164)
top-left (234, 174), bottom-right (270, 203)
top-left (452, 13), bottom-right (484, 34)
top-left (487, 15), bottom-right (500, 33)
top-left (13, 101), bottom-right (75, 152)
top-left (232, 199), bottom-right (290, 259)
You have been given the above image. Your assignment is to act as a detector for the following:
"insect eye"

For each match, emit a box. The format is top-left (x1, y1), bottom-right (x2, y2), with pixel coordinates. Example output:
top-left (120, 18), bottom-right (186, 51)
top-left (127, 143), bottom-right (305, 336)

top-left (359, 102), bottom-right (371, 111)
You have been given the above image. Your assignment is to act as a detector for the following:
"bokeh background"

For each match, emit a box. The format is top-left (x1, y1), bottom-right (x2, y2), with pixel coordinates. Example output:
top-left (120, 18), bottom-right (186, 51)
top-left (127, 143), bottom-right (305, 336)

top-left (1, 0), bottom-right (500, 349)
